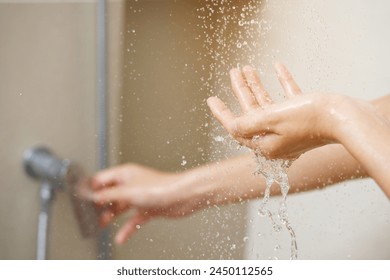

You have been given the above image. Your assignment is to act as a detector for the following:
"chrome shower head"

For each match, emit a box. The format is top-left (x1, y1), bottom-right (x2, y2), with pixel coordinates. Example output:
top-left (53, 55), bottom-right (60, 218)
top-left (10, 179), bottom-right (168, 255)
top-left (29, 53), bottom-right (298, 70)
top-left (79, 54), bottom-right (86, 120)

top-left (23, 146), bottom-right (99, 238)
top-left (23, 146), bottom-right (70, 189)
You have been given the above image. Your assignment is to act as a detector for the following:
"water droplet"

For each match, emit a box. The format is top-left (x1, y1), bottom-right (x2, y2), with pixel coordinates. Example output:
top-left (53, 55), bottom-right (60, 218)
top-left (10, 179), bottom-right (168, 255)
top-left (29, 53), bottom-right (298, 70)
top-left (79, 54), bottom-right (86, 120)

top-left (214, 135), bottom-right (225, 142)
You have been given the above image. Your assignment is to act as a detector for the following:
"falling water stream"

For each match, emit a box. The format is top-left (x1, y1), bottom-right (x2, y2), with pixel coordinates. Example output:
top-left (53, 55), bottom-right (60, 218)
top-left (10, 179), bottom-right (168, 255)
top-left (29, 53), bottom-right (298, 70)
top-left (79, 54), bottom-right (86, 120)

top-left (253, 153), bottom-right (298, 260)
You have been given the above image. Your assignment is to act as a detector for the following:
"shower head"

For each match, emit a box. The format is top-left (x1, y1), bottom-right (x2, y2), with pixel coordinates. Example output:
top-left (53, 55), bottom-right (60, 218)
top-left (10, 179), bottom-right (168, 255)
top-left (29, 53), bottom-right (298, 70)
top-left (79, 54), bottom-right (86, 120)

top-left (23, 146), bottom-right (99, 238)
top-left (23, 147), bottom-right (70, 189)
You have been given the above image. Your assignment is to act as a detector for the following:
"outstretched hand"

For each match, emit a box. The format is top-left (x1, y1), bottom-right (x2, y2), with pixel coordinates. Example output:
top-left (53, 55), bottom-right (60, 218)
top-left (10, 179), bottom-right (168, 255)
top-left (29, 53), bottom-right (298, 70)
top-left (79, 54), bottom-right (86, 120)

top-left (90, 164), bottom-right (200, 244)
top-left (207, 64), bottom-right (337, 159)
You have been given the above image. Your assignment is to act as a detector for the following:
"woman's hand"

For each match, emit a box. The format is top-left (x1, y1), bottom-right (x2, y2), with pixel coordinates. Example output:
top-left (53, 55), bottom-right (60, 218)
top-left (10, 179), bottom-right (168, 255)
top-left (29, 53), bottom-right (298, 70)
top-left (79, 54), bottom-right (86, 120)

top-left (208, 63), bottom-right (390, 197)
top-left (207, 64), bottom-right (341, 159)
top-left (90, 164), bottom-right (201, 244)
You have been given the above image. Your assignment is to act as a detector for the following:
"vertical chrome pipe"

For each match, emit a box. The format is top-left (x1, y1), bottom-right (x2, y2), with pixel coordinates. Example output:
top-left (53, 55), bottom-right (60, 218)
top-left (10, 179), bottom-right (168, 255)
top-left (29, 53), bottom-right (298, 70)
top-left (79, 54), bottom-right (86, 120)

top-left (96, 0), bottom-right (111, 260)
top-left (36, 181), bottom-right (54, 260)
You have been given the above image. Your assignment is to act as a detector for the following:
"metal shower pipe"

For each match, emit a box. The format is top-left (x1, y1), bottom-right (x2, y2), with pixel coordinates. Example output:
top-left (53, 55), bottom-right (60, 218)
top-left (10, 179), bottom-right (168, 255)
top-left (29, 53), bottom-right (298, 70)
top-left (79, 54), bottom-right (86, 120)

top-left (97, 0), bottom-right (111, 260)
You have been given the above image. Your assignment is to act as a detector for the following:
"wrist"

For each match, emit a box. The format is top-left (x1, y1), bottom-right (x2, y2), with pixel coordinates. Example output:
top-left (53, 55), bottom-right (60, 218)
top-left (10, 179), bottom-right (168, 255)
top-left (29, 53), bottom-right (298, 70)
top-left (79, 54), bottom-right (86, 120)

top-left (322, 94), bottom-right (381, 146)
top-left (320, 94), bottom-right (356, 143)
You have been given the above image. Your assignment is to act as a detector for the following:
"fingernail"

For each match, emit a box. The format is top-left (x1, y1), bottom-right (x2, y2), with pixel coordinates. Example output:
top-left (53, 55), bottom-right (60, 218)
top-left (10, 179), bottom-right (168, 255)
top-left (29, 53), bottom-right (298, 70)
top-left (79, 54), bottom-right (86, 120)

top-left (274, 62), bottom-right (285, 74)
top-left (115, 231), bottom-right (125, 244)
top-left (243, 65), bottom-right (254, 72)
top-left (206, 96), bottom-right (217, 106)
top-left (206, 97), bottom-right (212, 107)
top-left (229, 68), bottom-right (239, 76)
top-left (91, 193), bottom-right (103, 204)
top-left (114, 236), bottom-right (122, 244)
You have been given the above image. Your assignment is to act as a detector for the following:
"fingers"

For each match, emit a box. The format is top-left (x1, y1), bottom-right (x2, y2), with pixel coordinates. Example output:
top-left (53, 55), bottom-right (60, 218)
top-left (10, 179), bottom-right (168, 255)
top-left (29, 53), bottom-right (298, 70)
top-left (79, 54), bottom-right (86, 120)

top-left (99, 201), bottom-right (130, 227)
top-left (274, 63), bottom-right (302, 97)
top-left (242, 65), bottom-right (272, 106)
top-left (207, 96), bottom-right (275, 138)
top-left (230, 68), bottom-right (259, 112)
top-left (228, 63), bottom-right (300, 112)
top-left (115, 213), bottom-right (150, 244)
top-left (100, 209), bottom-right (115, 227)
top-left (207, 96), bottom-right (238, 135)
top-left (90, 168), bottom-right (123, 191)
top-left (92, 187), bottom-right (130, 204)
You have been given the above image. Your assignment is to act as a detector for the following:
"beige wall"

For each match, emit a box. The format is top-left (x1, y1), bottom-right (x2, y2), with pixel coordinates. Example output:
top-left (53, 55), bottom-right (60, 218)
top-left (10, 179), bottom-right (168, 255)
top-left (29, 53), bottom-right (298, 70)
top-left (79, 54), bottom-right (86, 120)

top-left (245, 0), bottom-right (390, 259)
top-left (0, 2), bottom-right (97, 259)
top-left (115, 0), bottom-right (247, 259)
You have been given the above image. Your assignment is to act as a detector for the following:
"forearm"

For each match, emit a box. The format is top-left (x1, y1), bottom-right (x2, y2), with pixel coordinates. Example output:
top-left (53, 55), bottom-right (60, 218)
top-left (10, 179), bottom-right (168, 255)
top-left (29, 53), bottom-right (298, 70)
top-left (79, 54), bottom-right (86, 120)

top-left (287, 143), bottom-right (366, 193)
top-left (175, 154), bottom-right (259, 208)
top-left (175, 144), bottom-right (366, 208)
top-left (334, 99), bottom-right (390, 198)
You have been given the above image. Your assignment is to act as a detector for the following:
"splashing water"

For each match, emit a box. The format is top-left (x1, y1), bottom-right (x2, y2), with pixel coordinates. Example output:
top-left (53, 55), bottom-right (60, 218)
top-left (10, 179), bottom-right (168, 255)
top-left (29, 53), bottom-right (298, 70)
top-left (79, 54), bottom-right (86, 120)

top-left (197, 0), bottom-right (297, 259)
top-left (213, 133), bottom-right (299, 259)
top-left (196, 0), bottom-right (270, 99)
top-left (253, 151), bottom-right (298, 260)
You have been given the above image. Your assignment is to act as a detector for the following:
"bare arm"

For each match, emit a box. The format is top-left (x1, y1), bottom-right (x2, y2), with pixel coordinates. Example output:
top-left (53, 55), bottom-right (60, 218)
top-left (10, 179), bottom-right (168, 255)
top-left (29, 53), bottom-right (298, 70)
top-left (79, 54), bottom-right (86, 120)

top-left (332, 95), bottom-right (390, 197)
top-left (90, 142), bottom-right (364, 244)
top-left (90, 69), bottom-right (390, 244)
top-left (179, 143), bottom-right (365, 206)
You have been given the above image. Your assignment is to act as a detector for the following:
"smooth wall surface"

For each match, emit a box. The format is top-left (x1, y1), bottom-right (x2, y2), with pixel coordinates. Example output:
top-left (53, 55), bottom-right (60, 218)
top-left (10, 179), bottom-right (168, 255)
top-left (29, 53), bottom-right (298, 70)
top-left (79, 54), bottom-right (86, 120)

top-left (245, 0), bottom-right (390, 259)
top-left (116, 0), bottom-right (247, 259)
top-left (0, 3), bottom-right (97, 259)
